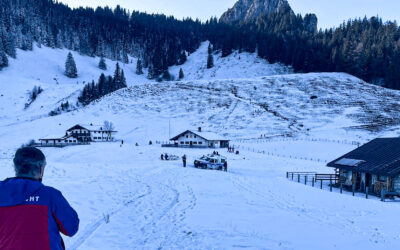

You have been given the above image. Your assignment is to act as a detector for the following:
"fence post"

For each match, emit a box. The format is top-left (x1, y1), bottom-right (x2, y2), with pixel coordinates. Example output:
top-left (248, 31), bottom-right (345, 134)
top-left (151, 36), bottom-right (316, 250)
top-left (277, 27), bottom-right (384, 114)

top-left (320, 180), bottom-right (323, 189)
top-left (352, 184), bottom-right (355, 196)
top-left (286, 172), bottom-right (289, 179)
top-left (291, 173), bottom-right (294, 180)
top-left (305, 176), bottom-right (307, 185)
top-left (330, 179), bottom-right (333, 192)
top-left (340, 182), bottom-right (343, 194)
top-left (366, 186), bottom-right (369, 199)
top-left (312, 177), bottom-right (315, 187)
top-left (297, 174), bottom-right (300, 183)
top-left (381, 190), bottom-right (386, 202)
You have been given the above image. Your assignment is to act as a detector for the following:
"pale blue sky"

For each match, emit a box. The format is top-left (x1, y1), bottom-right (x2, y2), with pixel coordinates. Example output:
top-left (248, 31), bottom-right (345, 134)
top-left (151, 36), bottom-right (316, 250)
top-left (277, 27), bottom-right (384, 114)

top-left (59, 0), bottom-right (400, 29)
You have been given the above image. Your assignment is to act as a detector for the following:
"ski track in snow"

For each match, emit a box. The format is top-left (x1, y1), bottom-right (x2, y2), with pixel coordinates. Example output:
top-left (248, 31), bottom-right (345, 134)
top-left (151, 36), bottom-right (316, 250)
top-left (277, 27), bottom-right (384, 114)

top-left (70, 176), bottom-right (152, 250)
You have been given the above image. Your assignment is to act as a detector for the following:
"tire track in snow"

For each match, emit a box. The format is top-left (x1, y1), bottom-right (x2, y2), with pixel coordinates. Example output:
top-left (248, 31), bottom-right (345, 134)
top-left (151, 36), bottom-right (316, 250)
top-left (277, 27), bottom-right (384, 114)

top-left (69, 177), bottom-right (152, 250)
top-left (127, 169), bottom-right (199, 249)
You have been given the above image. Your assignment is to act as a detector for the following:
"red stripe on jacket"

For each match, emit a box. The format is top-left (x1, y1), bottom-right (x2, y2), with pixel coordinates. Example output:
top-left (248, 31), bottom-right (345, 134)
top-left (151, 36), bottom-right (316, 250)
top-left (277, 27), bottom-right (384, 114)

top-left (0, 205), bottom-right (50, 250)
top-left (52, 212), bottom-right (69, 236)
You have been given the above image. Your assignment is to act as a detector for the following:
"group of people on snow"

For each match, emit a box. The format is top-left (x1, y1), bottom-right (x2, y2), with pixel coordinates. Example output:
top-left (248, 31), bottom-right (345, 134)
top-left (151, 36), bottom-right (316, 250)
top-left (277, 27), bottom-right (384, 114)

top-left (161, 152), bottom-right (228, 171)
top-left (161, 153), bottom-right (169, 160)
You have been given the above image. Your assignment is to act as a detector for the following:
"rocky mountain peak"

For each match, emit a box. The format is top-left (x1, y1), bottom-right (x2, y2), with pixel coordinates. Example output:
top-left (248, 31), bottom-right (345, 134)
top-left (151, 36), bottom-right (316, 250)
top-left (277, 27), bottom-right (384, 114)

top-left (220, 0), bottom-right (290, 24)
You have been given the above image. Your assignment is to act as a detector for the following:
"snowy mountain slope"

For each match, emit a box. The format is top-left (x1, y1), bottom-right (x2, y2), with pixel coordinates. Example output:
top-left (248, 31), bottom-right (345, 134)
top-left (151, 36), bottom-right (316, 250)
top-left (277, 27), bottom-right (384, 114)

top-left (76, 72), bottom-right (400, 144)
top-left (0, 45), bottom-right (152, 126)
top-left (0, 42), bottom-right (290, 126)
top-left (170, 42), bottom-right (292, 81)
top-left (2, 43), bottom-right (400, 249)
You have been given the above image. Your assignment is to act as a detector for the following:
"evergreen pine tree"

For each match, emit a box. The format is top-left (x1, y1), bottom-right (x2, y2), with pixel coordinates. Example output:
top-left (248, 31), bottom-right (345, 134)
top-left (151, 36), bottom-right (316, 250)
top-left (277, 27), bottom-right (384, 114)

top-left (106, 76), bottom-right (113, 92)
top-left (162, 70), bottom-right (171, 81)
top-left (120, 70), bottom-right (127, 88)
top-left (65, 52), bottom-right (78, 78)
top-left (208, 43), bottom-right (213, 54)
top-left (147, 64), bottom-right (155, 79)
top-left (114, 63), bottom-right (121, 80)
top-left (98, 73), bottom-right (106, 96)
top-left (123, 53), bottom-right (129, 64)
top-left (99, 57), bottom-right (107, 70)
top-left (90, 80), bottom-right (97, 100)
top-left (78, 84), bottom-right (89, 105)
top-left (0, 51), bottom-right (8, 70)
top-left (178, 51), bottom-right (187, 65)
top-left (179, 68), bottom-right (184, 80)
top-left (113, 63), bottom-right (121, 90)
top-left (207, 53), bottom-right (214, 69)
top-left (136, 59), bottom-right (143, 75)
top-left (5, 34), bottom-right (17, 58)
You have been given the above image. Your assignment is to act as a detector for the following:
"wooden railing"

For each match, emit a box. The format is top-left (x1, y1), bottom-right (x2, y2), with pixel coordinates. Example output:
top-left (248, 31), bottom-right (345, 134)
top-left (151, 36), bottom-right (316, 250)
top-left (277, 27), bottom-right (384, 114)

top-left (33, 142), bottom-right (90, 148)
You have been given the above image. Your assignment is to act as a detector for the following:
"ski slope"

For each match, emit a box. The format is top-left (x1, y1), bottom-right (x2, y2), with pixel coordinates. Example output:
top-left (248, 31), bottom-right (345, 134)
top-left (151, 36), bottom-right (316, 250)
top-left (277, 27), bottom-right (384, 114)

top-left (1, 42), bottom-right (400, 249)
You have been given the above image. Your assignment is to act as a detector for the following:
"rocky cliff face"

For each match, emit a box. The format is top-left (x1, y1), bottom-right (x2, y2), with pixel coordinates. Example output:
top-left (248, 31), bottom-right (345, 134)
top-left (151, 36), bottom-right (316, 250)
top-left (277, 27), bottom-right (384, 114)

top-left (303, 14), bottom-right (318, 33)
top-left (220, 0), bottom-right (317, 33)
top-left (220, 0), bottom-right (290, 24)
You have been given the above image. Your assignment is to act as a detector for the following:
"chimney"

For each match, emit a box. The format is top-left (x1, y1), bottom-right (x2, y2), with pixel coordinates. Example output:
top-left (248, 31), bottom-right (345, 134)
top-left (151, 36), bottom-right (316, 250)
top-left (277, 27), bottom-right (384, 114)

top-left (198, 127), bottom-right (202, 132)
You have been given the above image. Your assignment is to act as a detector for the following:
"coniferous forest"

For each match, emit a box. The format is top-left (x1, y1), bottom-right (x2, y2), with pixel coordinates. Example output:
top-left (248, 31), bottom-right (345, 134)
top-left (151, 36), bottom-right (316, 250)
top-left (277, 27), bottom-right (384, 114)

top-left (1, 0), bottom-right (400, 89)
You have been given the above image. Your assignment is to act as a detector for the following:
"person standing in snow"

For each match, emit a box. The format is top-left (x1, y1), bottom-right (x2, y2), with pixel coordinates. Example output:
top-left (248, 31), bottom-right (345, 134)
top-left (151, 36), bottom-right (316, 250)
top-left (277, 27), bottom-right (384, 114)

top-left (224, 161), bottom-right (228, 172)
top-left (0, 147), bottom-right (79, 250)
top-left (182, 154), bottom-right (187, 168)
top-left (161, 154), bottom-right (164, 160)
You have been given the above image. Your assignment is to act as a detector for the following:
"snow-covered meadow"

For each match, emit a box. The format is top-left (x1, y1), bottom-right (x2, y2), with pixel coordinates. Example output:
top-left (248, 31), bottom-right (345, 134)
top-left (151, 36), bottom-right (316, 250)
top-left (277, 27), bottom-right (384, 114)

top-left (1, 43), bottom-right (400, 249)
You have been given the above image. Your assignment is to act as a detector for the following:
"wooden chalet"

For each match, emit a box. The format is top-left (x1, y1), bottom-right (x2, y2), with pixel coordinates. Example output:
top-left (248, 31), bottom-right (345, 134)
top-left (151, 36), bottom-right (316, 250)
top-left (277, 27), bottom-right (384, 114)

top-left (327, 138), bottom-right (400, 194)
top-left (166, 128), bottom-right (229, 148)
top-left (38, 124), bottom-right (117, 147)
top-left (66, 124), bottom-right (117, 142)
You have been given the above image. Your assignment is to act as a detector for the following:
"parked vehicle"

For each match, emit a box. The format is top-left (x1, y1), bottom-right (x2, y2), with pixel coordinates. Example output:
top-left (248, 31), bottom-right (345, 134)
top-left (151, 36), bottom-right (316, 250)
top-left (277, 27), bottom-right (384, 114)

top-left (194, 154), bottom-right (227, 171)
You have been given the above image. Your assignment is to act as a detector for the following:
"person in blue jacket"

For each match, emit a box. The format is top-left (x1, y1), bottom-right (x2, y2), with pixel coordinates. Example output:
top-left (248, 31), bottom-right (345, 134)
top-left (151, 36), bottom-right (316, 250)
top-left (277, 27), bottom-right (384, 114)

top-left (0, 147), bottom-right (79, 250)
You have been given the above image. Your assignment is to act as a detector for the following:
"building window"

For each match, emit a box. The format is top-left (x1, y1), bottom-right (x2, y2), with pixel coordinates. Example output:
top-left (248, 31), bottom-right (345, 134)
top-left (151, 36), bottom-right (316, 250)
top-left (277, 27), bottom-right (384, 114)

top-left (185, 141), bottom-right (189, 144)
top-left (199, 142), bottom-right (203, 145)
top-left (180, 141), bottom-right (184, 144)
top-left (186, 135), bottom-right (188, 138)
top-left (193, 142), bottom-right (197, 144)
top-left (194, 135), bottom-right (197, 138)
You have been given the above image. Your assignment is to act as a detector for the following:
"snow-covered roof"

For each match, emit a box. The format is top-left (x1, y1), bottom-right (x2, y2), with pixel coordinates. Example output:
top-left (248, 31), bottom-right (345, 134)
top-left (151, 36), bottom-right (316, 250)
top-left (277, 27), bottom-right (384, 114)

top-left (193, 131), bottom-right (228, 141)
top-left (335, 158), bottom-right (365, 167)
top-left (67, 124), bottom-right (90, 131)
top-left (171, 130), bottom-right (229, 141)
top-left (39, 134), bottom-right (78, 140)
top-left (67, 124), bottom-right (117, 132)
top-left (39, 135), bottom-right (64, 140)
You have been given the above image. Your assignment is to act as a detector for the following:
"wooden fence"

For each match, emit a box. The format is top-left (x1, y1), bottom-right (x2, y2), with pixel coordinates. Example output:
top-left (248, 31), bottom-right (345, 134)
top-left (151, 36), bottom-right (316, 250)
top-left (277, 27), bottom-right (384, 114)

top-left (286, 171), bottom-right (399, 202)
top-left (234, 137), bottom-right (361, 146)
top-left (33, 142), bottom-right (90, 148)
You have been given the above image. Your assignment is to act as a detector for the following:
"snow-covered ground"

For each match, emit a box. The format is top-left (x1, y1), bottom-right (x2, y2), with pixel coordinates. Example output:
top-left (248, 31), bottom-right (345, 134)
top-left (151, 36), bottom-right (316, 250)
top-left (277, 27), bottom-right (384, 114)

top-left (170, 42), bottom-right (292, 80)
top-left (1, 42), bottom-right (400, 249)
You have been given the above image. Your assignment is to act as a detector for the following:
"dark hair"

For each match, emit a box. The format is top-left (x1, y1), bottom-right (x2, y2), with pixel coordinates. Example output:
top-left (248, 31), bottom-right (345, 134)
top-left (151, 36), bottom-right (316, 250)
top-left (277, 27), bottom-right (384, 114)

top-left (13, 147), bottom-right (46, 177)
